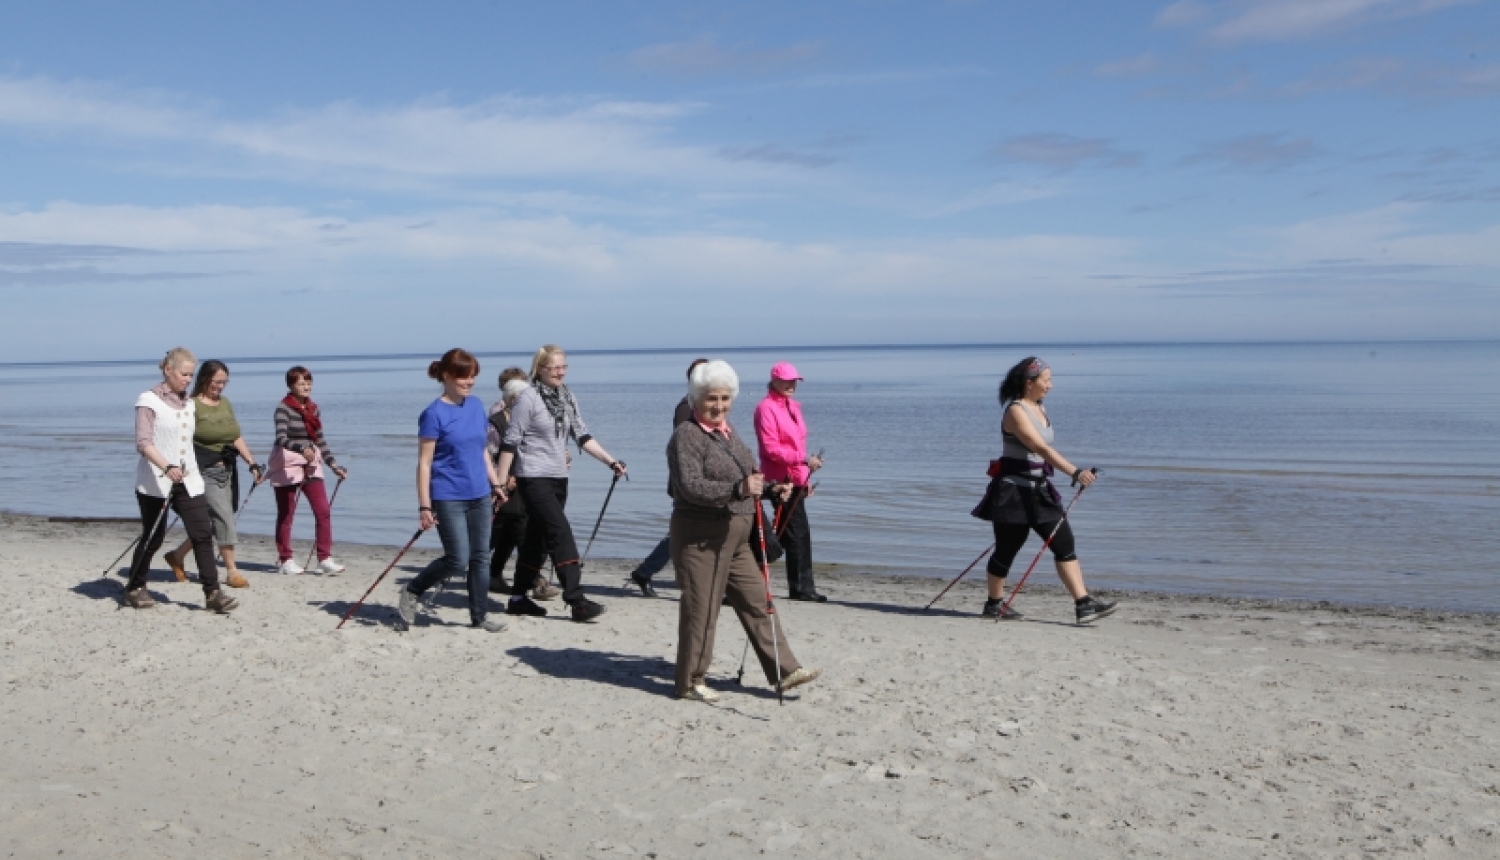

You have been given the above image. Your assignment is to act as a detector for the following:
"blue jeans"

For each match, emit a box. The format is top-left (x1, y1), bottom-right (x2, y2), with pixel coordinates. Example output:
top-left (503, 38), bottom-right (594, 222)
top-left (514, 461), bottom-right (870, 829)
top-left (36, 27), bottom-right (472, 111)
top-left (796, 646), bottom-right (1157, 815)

top-left (629, 534), bottom-right (672, 584)
top-left (407, 497), bottom-right (494, 625)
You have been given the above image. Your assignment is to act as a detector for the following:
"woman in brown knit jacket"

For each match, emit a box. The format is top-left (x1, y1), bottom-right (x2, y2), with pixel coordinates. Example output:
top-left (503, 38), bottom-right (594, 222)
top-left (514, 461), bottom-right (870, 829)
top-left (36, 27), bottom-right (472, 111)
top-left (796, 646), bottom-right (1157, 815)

top-left (666, 360), bottom-right (820, 703)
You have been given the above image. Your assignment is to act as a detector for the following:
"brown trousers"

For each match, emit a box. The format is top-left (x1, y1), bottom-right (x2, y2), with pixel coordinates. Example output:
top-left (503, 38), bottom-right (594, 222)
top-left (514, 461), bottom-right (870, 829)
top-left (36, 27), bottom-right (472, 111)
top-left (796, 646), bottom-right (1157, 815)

top-left (671, 510), bottom-right (800, 695)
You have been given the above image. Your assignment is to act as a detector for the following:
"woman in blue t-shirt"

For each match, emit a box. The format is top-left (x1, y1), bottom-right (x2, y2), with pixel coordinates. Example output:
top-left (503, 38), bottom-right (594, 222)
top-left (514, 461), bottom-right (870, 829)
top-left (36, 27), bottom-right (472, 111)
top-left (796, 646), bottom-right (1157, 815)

top-left (397, 348), bottom-right (508, 632)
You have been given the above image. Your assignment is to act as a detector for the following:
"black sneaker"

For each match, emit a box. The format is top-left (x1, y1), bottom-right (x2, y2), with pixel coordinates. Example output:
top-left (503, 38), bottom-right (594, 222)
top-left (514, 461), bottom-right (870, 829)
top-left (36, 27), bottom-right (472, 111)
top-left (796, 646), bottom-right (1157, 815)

top-left (628, 576), bottom-right (658, 598)
top-left (506, 596), bottom-right (548, 617)
top-left (981, 600), bottom-right (1024, 620)
top-left (1075, 596), bottom-right (1118, 624)
top-left (569, 598), bottom-right (606, 623)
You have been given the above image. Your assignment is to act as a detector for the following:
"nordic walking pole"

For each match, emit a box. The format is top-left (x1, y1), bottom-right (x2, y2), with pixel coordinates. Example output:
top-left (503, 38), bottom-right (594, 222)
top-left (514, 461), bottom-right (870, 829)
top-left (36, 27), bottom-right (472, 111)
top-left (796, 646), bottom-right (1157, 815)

top-left (100, 503), bottom-right (171, 579)
top-left (923, 543), bottom-right (996, 611)
top-left (300, 476), bottom-right (344, 572)
top-left (100, 463), bottom-right (181, 579)
top-left (998, 469), bottom-right (1098, 620)
top-left (774, 481), bottom-right (818, 541)
top-left (734, 639), bottom-right (751, 686)
top-left (752, 493), bottom-right (785, 706)
top-left (580, 466), bottom-right (626, 564)
top-left (233, 477), bottom-right (263, 527)
top-left (337, 528), bottom-right (425, 629)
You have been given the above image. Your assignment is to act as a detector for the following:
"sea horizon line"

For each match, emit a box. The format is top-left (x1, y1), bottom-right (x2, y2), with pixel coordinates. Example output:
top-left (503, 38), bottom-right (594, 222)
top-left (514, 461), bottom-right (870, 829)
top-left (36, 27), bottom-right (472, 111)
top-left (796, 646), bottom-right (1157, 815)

top-left (2, 337), bottom-right (1496, 370)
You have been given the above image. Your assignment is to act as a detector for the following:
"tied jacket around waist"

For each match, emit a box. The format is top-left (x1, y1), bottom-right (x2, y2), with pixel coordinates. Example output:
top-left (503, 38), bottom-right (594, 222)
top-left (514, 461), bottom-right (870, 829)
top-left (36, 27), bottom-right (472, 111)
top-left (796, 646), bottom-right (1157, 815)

top-left (667, 420), bottom-right (758, 519)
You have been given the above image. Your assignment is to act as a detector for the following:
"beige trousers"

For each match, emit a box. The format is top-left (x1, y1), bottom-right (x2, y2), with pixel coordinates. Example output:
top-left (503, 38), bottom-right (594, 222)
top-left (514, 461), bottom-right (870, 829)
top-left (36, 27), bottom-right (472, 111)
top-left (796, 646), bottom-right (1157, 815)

top-left (671, 511), bottom-right (800, 695)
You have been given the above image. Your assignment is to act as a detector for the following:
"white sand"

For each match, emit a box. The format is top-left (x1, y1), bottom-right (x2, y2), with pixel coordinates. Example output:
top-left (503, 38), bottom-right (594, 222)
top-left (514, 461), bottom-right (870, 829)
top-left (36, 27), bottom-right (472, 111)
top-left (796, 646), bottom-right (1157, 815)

top-left (2, 511), bottom-right (1498, 858)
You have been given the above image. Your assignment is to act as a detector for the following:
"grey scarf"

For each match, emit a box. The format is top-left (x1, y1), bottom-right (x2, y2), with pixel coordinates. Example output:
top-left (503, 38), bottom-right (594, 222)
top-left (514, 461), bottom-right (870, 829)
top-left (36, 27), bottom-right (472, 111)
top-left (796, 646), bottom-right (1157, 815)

top-left (535, 382), bottom-right (581, 444)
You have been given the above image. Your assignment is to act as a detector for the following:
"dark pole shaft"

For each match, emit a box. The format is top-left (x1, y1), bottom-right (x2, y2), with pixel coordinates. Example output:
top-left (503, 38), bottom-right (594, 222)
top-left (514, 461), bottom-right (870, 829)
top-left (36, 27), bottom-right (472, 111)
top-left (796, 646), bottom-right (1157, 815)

top-left (337, 529), bottom-right (423, 629)
top-left (580, 473), bottom-right (620, 563)
top-left (923, 543), bottom-right (996, 611)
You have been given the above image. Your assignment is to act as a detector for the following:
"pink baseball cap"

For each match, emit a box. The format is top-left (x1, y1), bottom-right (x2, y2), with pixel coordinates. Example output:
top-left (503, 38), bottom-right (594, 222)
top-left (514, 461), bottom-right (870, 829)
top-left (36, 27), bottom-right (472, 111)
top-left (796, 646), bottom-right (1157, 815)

top-left (770, 362), bottom-right (803, 381)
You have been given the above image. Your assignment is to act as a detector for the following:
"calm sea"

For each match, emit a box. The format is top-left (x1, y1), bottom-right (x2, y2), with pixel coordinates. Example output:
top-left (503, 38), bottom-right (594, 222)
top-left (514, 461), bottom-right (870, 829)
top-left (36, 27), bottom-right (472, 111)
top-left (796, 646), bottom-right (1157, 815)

top-left (2, 342), bottom-right (1497, 612)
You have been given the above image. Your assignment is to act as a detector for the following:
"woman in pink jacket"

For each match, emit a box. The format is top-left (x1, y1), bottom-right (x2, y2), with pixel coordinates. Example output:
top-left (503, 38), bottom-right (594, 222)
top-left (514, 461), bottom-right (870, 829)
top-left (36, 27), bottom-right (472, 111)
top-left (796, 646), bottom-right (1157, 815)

top-left (753, 362), bottom-right (825, 602)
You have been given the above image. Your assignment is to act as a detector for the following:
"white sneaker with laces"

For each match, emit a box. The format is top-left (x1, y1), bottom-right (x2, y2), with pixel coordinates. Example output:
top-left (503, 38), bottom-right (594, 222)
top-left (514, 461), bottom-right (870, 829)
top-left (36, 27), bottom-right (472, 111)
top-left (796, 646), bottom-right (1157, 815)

top-left (680, 685), bottom-right (720, 703)
top-left (277, 559), bottom-right (304, 575)
top-left (318, 557), bottom-right (347, 575)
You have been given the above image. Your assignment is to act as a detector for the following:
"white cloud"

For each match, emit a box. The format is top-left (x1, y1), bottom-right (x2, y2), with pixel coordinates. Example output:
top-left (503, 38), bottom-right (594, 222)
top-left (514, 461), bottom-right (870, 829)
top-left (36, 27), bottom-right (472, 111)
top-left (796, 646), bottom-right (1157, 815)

top-left (0, 75), bottom-right (818, 186)
top-left (1270, 203), bottom-right (1500, 269)
top-left (1207, 0), bottom-right (1474, 43)
top-left (0, 201), bottom-right (1138, 297)
top-left (1096, 52), bottom-right (1164, 78)
top-left (1155, 1), bottom-right (1211, 28)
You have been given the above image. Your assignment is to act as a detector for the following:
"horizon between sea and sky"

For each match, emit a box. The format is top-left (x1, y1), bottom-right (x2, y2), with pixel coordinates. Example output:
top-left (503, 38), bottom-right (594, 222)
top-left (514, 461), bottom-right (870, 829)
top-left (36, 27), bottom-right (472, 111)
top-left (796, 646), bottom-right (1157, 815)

top-left (1, 1), bottom-right (1499, 360)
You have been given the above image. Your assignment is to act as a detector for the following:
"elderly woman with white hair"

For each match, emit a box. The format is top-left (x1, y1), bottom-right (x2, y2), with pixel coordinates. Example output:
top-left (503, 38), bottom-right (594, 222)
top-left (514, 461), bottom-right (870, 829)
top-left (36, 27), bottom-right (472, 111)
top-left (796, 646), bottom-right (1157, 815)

top-left (667, 359), bottom-right (820, 703)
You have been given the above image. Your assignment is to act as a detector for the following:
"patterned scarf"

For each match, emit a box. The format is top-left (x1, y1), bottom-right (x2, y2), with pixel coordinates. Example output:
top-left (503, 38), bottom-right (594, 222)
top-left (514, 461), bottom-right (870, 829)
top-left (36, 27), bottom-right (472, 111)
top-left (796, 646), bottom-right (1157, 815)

top-left (535, 382), bottom-right (581, 443)
top-left (280, 393), bottom-right (322, 440)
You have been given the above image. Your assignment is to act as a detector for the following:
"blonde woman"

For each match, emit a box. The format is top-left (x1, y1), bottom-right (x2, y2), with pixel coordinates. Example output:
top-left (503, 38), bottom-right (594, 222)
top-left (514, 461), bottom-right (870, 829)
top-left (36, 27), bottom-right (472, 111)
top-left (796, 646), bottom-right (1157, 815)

top-left (123, 347), bottom-right (239, 613)
top-left (494, 345), bottom-right (627, 623)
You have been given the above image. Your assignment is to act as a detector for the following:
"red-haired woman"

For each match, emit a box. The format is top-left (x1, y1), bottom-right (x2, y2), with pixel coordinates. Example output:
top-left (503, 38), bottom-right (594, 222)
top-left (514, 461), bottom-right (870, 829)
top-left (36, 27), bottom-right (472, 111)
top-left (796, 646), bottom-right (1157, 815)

top-left (268, 365), bottom-right (348, 575)
top-left (396, 349), bottom-right (509, 632)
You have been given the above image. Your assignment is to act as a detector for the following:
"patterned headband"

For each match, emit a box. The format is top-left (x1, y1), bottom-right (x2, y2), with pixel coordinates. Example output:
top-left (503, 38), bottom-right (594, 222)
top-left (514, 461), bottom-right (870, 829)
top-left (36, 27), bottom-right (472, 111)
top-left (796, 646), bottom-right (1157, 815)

top-left (1026, 359), bottom-right (1050, 378)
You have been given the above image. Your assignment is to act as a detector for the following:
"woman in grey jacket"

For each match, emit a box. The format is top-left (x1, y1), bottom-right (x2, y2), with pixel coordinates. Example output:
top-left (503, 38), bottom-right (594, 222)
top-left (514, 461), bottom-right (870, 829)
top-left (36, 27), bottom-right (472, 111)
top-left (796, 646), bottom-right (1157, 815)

top-left (494, 345), bottom-right (626, 623)
top-left (667, 360), bottom-right (819, 703)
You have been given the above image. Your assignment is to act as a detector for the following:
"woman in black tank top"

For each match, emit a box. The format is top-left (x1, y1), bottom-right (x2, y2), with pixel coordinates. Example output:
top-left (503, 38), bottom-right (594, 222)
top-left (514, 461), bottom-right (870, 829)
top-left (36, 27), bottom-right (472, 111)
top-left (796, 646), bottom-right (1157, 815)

top-left (975, 356), bottom-right (1118, 625)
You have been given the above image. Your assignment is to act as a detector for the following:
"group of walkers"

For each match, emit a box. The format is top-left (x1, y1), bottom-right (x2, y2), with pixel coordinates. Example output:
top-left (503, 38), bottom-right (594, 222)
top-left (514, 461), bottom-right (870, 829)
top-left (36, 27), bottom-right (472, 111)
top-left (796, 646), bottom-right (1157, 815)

top-left (122, 344), bottom-right (1116, 699)
top-left (124, 350), bottom-right (347, 612)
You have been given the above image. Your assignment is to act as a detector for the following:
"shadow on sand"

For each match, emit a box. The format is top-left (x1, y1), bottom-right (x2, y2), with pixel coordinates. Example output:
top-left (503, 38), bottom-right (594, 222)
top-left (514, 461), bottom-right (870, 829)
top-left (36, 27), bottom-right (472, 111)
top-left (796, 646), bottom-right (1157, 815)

top-left (507, 646), bottom-right (680, 699)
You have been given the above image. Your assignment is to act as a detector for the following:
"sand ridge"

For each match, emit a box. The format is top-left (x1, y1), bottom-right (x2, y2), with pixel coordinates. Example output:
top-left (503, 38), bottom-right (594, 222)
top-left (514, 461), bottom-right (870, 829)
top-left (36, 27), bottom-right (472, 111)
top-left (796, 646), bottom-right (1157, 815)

top-left (1, 512), bottom-right (1497, 858)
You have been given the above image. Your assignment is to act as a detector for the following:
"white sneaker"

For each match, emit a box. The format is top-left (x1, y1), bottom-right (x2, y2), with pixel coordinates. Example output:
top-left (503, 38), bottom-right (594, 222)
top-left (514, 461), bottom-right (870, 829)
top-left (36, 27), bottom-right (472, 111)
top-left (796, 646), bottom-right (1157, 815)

top-left (781, 667), bottom-right (822, 692)
top-left (277, 559), bottom-right (304, 575)
top-left (679, 685), bottom-right (720, 703)
top-left (318, 557), bottom-right (347, 575)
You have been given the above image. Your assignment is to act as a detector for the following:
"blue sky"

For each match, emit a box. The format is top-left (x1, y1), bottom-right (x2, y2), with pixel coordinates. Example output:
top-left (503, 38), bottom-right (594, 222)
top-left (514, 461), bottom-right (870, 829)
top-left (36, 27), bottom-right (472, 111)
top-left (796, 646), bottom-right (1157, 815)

top-left (1, 1), bottom-right (1497, 360)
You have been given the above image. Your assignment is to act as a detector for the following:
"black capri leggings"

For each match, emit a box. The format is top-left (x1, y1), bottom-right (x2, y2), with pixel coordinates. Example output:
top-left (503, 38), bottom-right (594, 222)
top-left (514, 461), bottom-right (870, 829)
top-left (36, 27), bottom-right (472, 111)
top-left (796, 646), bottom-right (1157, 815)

top-left (986, 519), bottom-right (1077, 578)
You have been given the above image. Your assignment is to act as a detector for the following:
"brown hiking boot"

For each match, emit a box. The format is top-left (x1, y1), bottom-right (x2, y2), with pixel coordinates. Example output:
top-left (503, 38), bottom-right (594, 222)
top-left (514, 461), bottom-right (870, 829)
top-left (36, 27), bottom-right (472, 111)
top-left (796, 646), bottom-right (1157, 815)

top-left (124, 587), bottom-right (156, 609)
top-left (163, 549), bottom-right (188, 582)
top-left (532, 582), bottom-right (561, 601)
top-left (205, 589), bottom-right (239, 614)
top-left (225, 571), bottom-right (250, 588)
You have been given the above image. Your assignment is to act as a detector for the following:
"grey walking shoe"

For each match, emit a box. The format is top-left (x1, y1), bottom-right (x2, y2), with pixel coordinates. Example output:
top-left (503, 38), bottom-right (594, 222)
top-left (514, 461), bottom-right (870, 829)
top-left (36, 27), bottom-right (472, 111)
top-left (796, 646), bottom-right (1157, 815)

top-left (473, 617), bottom-right (508, 633)
top-left (398, 588), bottom-right (419, 627)
top-left (205, 589), bottom-right (239, 614)
top-left (123, 587), bottom-right (156, 609)
top-left (532, 582), bottom-right (561, 601)
top-left (1075, 596), bottom-right (1118, 624)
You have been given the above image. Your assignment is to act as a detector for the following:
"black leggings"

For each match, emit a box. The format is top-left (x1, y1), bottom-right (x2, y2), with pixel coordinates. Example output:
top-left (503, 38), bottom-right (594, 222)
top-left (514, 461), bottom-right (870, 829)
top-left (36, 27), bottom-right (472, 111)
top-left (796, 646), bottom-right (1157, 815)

top-left (512, 477), bottom-right (584, 602)
top-left (986, 519), bottom-right (1077, 579)
top-left (127, 486), bottom-right (220, 596)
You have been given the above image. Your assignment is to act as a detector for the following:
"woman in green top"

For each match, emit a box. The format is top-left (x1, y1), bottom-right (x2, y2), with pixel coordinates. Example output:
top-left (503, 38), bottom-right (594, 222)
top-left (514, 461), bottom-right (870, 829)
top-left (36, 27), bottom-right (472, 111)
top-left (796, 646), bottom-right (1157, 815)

top-left (163, 360), bottom-right (265, 588)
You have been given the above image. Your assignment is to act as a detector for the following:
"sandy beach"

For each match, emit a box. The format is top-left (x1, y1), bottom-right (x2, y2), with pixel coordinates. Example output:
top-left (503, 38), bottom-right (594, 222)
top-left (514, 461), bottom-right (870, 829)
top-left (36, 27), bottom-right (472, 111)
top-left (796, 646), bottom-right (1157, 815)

top-left (2, 510), bottom-right (1497, 859)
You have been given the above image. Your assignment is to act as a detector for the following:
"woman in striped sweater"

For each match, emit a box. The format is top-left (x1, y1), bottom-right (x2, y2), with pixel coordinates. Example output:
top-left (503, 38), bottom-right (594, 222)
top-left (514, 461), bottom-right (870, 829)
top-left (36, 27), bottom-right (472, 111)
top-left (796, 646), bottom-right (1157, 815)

top-left (267, 365), bottom-right (348, 575)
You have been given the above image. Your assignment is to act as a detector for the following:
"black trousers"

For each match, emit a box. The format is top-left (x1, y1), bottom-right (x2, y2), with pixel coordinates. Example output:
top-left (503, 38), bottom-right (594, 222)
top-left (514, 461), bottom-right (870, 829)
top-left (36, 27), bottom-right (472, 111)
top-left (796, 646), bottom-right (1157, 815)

top-left (773, 490), bottom-right (816, 596)
top-left (489, 507), bottom-right (528, 585)
top-left (512, 477), bottom-right (584, 602)
top-left (127, 486), bottom-right (220, 596)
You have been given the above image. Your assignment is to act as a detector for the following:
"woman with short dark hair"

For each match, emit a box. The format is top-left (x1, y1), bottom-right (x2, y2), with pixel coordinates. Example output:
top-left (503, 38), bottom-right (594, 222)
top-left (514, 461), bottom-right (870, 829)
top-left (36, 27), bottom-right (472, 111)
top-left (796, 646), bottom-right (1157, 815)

top-left (976, 357), bottom-right (1117, 624)
top-left (268, 365), bottom-right (347, 575)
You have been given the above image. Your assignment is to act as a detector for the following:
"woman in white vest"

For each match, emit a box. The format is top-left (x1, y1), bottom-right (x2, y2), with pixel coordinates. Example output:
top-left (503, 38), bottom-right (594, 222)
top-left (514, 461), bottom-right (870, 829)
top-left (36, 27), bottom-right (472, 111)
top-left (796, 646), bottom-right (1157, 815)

top-left (123, 347), bottom-right (240, 613)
